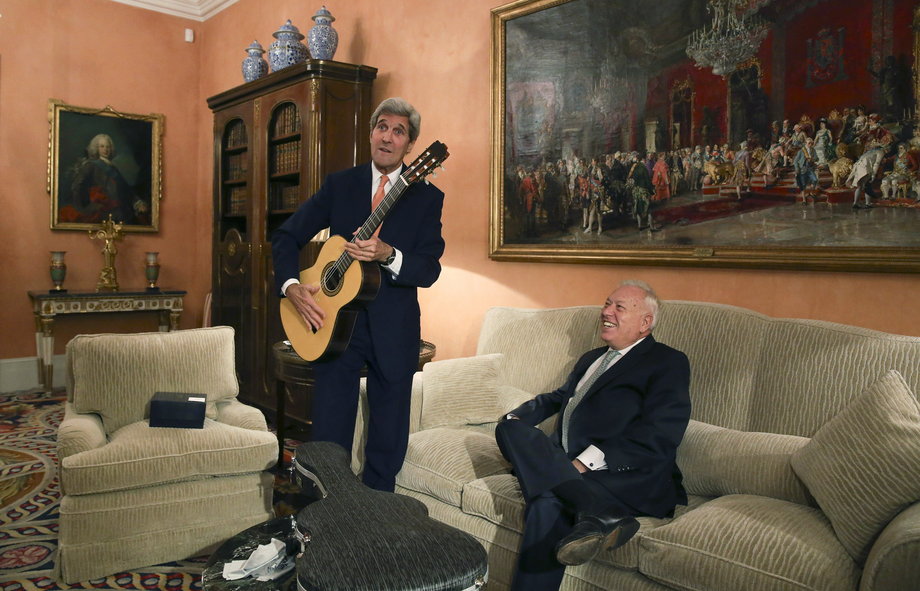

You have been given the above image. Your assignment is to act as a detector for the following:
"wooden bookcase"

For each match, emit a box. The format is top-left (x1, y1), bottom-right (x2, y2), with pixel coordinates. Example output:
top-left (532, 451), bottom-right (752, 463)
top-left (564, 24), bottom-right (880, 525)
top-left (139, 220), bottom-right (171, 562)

top-left (207, 61), bottom-right (376, 417)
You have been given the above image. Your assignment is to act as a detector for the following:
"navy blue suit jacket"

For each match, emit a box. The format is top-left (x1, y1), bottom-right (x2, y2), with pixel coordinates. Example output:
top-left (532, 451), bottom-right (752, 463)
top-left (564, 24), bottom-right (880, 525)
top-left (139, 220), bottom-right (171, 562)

top-left (508, 336), bottom-right (691, 518)
top-left (271, 162), bottom-right (445, 379)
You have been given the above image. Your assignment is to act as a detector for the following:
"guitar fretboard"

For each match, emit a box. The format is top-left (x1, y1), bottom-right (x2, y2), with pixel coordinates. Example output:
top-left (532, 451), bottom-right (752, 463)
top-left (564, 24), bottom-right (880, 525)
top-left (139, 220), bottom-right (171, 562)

top-left (321, 175), bottom-right (412, 292)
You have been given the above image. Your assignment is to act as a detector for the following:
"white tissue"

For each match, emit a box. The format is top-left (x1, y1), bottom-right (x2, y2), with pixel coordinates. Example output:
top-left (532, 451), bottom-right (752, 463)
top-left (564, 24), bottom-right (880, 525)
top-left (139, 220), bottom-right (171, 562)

top-left (222, 537), bottom-right (293, 581)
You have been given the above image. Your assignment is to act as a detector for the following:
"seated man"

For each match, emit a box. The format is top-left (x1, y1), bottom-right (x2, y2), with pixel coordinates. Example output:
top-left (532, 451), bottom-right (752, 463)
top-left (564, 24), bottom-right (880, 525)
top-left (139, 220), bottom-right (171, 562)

top-left (880, 142), bottom-right (919, 201)
top-left (495, 280), bottom-right (691, 591)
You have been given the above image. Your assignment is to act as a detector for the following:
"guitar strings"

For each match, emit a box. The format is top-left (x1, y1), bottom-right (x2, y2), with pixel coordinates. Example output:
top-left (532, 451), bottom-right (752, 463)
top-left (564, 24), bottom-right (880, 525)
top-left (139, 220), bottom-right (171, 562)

top-left (319, 146), bottom-right (440, 292)
top-left (322, 174), bottom-right (412, 291)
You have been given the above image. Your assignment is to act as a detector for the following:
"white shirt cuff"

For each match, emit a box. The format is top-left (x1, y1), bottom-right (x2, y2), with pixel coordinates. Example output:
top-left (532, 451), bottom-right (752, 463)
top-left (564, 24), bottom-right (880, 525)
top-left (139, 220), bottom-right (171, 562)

top-left (280, 278), bottom-right (300, 296)
top-left (576, 445), bottom-right (607, 471)
top-left (382, 247), bottom-right (403, 277)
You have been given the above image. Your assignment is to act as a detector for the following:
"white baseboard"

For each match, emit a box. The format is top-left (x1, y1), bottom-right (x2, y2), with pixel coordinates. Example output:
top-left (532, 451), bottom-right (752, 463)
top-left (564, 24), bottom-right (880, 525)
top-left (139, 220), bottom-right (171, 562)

top-left (0, 355), bottom-right (66, 391)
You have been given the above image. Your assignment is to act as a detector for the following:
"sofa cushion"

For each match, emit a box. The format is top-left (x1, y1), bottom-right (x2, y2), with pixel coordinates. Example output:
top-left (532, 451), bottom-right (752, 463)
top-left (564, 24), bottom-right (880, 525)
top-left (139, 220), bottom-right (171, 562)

top-left (68, 327), bottom-right (240, 433)
top-left (475, 306), bottom-right (603, 395)
top-left (639, 495), bottom-right (860, 591)
top-left (747, 320), bottom-right (920, 437)
top-left (419, 354), bottom-right (533, 430)
top-left (60, 419), bottom-right (277, 495)
top-left (461, 475), bottom-right (711, 573)
top-left (677, 420), bottom-right (813, 506)
top-left (654, 302), bottom-right (768, 430)
top-left (791, 369), bottom-right (920, 564)
top-left (398, 428), bottom-right (511, 508)
top-left (462, 474), bottom-right (524, 532)
top-left (421, 354), bottom-right (503, 429)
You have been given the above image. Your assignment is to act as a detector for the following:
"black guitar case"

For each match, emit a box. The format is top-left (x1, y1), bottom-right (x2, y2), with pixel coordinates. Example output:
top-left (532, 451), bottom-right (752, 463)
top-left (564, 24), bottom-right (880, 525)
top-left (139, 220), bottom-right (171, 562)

top-left (292, 441), bottom-right (488, 591)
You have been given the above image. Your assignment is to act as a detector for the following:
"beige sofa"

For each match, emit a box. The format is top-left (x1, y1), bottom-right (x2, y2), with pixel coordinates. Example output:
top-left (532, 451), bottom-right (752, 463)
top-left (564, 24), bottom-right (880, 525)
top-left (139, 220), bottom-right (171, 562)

top-left (57, 327), bottom-right (278, 583)
top-left (385, 302), bottom-right (920, 591)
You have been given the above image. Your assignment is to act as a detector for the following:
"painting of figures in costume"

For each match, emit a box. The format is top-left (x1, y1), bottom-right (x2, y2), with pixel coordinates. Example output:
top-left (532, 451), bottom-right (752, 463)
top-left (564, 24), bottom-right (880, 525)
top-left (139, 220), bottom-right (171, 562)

top-left (490, 0), bottom-right (920, 272)
top-left (48, 99), bottom-right (163, 232)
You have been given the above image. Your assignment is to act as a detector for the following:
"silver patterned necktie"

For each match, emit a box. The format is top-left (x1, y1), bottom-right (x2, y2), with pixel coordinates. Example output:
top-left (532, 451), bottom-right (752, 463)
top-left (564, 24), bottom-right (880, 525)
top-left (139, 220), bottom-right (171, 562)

top-left (562, 349), bottom-right (620, 452)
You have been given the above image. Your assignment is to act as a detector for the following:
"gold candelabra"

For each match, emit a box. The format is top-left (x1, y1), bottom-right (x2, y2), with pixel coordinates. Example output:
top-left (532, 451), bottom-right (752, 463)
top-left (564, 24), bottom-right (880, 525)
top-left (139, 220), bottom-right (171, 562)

top-left (89, 214), bottom-right (125, 292)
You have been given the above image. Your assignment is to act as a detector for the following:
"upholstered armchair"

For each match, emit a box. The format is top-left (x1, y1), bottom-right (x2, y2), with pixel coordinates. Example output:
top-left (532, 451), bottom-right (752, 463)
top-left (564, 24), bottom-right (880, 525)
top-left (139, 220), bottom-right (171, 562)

top-left (56, 326), bottom-right (277, 583)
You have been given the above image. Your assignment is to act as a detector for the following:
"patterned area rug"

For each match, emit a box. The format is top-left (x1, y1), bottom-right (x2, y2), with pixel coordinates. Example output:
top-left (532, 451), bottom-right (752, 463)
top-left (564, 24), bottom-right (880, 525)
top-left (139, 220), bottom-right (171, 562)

top-left (0, 389), bottom-right (300, 591)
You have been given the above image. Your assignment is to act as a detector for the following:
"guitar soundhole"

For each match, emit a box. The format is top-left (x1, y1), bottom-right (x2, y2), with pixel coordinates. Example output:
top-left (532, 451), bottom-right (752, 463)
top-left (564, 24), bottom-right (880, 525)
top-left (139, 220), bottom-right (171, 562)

top-left (320, 262), bottom-right (344, 297)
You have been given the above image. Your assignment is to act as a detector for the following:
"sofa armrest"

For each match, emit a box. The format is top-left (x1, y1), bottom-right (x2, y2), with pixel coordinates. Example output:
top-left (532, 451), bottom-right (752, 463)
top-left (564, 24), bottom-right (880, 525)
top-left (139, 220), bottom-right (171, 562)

top-left (215, 399), bottom-right (269, 431)
top-left (57, 401), bottom-right (106, 460)
top-left (408, 372), bottom-right (425, 434)
top-left (860, 501), bottom-right (920, 591)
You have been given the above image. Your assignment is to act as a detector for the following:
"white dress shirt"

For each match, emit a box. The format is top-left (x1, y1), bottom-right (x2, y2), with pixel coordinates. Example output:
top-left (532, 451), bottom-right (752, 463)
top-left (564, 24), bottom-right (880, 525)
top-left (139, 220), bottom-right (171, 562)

top-left (575, 337), bottom-right (646, 471)
top-left (280, 165), bottom-right (403, 296)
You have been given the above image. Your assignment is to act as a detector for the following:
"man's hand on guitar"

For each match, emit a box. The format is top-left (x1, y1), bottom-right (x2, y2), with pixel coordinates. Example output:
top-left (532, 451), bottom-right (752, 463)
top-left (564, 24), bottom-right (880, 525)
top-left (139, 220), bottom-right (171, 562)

top-left (344, 232), bottom-right (393, 263)
top-left (287, 282), bottom-right (326, 331)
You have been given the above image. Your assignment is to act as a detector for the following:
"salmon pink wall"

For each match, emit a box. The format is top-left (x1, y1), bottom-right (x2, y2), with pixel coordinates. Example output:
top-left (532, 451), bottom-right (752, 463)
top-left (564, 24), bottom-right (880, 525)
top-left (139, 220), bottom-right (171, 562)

top-left (198, 0), bottom-right (918, 364)
top-left (1, 0), bottom-right (918, 378)
top-left (0, 0), bottom-right (209, 362)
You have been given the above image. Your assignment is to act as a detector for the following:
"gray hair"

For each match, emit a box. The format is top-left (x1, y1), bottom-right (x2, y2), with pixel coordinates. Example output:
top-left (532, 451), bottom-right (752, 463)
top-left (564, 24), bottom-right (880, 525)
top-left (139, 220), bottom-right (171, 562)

top-left (87, 134), bottom-right (116, 159)
top-left (619, 279), bottom-right (660, 330)
top-left (370, 97), bottom-right (421, 143)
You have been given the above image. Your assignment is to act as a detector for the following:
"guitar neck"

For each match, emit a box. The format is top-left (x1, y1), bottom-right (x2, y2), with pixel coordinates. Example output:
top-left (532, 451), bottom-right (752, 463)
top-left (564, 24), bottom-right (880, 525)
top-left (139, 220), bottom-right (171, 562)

top-left (326, 174), bottom-right (412, 280)
top-left (354, 175), bottom-right (411, 242)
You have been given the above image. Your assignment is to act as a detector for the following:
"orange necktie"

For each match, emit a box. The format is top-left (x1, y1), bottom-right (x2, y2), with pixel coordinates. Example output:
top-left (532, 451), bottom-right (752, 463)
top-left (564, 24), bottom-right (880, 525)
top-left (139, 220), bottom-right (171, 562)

top-left (372, 175), bottom-right (387, 236)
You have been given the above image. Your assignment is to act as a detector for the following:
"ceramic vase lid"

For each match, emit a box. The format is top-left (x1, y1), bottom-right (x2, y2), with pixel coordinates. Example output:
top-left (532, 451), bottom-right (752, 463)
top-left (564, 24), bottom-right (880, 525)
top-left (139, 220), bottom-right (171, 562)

top-left (274, 19), bottom-right (305, 40)
top-left (312, 6), bottom-right (335, 23)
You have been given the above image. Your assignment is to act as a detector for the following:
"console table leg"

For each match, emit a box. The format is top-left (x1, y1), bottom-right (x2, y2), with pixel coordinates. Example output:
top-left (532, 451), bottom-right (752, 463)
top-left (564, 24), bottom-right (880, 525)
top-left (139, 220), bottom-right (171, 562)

top-left (168, 309), bottom-right (181, 331)
top-left (36, 316), bottom-right (55, 391)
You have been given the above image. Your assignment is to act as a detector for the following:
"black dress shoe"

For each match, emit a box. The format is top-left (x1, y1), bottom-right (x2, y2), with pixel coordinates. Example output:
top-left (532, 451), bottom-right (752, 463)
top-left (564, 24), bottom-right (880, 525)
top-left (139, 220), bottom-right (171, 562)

top-left (555, 512), bottom-right (640, 566)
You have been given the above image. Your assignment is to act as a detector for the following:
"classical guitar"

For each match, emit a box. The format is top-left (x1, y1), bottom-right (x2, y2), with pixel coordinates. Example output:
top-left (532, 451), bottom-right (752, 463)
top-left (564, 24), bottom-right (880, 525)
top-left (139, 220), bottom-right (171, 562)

top-left (279, 140), bottom-right (449, 362)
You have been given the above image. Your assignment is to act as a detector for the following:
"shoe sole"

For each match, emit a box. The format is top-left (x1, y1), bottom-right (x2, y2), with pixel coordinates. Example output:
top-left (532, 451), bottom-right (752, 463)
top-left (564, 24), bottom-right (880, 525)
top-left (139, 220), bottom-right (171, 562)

top-left (556, 519), bottom-right (641, 566)
top-left (604, 519), bottom-right (640, 552)
top-left (556, 532), bottom-right (605, 566)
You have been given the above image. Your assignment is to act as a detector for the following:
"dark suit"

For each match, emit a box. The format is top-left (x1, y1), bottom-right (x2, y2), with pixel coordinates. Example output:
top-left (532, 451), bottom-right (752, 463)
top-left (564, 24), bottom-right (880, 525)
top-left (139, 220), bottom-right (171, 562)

top-left (272, 162), bottom-right (445, 491)
top-left (496, 335), bottom-right (690, 591)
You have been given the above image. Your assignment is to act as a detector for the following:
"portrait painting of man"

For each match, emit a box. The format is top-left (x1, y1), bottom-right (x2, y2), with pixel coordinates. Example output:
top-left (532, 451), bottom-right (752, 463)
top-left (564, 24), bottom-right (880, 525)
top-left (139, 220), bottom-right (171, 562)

top-left (48, 100), bottom-right (163, 232)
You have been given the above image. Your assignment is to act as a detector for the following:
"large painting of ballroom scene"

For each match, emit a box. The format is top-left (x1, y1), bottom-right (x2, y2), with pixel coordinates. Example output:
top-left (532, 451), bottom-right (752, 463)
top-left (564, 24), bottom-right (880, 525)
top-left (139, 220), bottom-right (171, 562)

top-left (490, 0), bottom-right (920, 271)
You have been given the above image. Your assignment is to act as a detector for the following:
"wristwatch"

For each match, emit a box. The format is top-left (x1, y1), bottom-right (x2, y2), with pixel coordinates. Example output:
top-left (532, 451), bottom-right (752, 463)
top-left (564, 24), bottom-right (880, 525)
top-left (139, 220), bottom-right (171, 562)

top-left (383, 249), bottom-right (397, 266)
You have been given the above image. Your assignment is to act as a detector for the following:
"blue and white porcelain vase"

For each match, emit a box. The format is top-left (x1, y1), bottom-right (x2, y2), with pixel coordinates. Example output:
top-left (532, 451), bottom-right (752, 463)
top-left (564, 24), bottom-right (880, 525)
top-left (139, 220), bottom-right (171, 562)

top-left (307, 6), bottom-right (338, 61)
top-left (268, 20), bottom-right (308, 72)
top-left (241, 40), bottom-right (268, 82)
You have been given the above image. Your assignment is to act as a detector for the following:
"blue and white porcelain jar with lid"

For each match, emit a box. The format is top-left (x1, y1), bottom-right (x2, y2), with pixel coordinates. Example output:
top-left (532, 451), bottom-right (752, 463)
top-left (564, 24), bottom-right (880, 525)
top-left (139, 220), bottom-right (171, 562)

top-left (241, 40), bottom-right (268, 82)
top-left (307, 6), bottom-right (338, 61)
top-left (268, 19), bottom-right (308, 72)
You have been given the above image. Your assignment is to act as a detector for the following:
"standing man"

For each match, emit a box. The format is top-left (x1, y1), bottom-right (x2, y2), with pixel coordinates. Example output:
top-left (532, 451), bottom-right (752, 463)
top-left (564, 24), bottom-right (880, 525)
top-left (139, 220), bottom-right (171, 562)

top-left (496, 280), bottom-right (691, 591)
top-left (272, 97), bottom-right (445, 492)
top-left (847, 113), bottom-right (894, 209)
top-left (688, 145), bottom-right (704, 191)
top-left (793, 137), bottom-right (819, 203)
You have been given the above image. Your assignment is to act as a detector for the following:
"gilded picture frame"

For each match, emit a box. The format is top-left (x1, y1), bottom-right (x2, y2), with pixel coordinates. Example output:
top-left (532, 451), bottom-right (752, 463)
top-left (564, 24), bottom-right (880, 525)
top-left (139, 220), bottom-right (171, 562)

top-left (47, 99), bottom-right (164, 232)
top-left (490, 0), bottom-right (920, 272)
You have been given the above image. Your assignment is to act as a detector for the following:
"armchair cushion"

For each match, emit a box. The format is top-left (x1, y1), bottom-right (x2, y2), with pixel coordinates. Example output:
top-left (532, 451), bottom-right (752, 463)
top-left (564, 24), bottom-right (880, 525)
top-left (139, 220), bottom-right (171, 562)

top-left (677, 419), bottom-right (813, 505)
top-left (68, 327), bottom-right (240, 433)
top-left (60, 419), bottom-right (277, 495)
top-left (58, 401), bottom-right (107, 460)
top-left (791, 369), bottom-right (920, 564)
